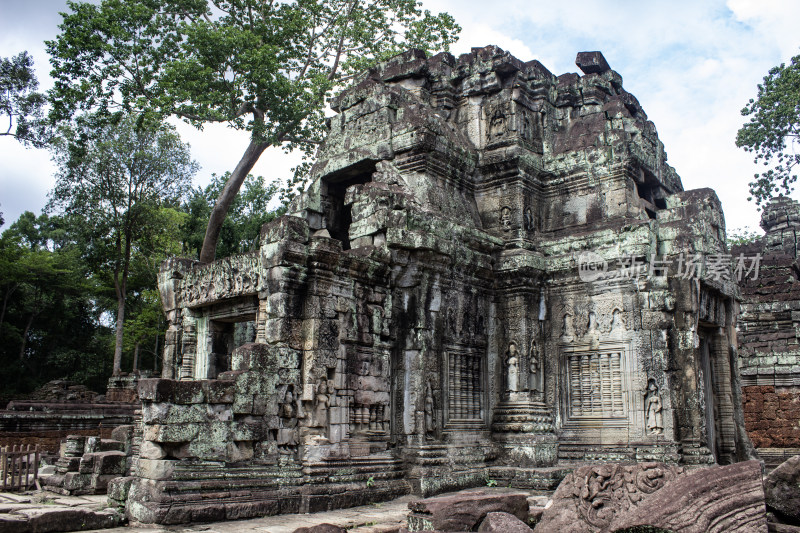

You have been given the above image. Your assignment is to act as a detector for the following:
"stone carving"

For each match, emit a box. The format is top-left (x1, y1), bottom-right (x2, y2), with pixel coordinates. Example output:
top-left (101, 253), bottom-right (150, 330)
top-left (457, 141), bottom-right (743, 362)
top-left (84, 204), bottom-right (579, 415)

top-left (610, 308), bottom-right (625, 335)
top-left (182, 254), bottom-right (261, 306)
top-left (500, 206), bottom-right (512, 232)
top-left (561, 312), bottom-right (575, 342)
top-left (580, 310), bottom-right (599, 350)
top-left (424, 380), bottom-right (436, 438)
top-left (536, 462), bottom-right (684, 532)
top-left (505, 342), bottom-right (520, 393)
top-left (528, 337), bottom-right (541, 392)
top-left (524, 207), bottom-right (535, 232)
top-left (566, 349), bottom-right (625, 419)
top-left (489, 107), bottom-right (506, 138)
top-left (138, 47), bottom-right (750, 524)
top-left (313, 379), bottom-right (330, 432)
top-left (644, 378), bottom-right (664, 435)
top-left (278, 386), bottom-right (299, 454)
top-left (448, 351), bottom-right (483, 421)
top-left (537, 461), bottom-right (767, 533)
top-left (608, 461), bottom-right (768, 533)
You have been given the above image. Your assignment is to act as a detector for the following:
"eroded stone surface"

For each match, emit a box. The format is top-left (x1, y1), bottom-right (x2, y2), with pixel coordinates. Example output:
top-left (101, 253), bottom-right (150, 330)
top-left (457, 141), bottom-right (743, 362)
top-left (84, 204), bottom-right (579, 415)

top-left (535, 461), bottom-right (767, 533)
top-left (477, 511), bottom-right (534, 532)
top-left (293, 524), bottom-right (347, 533)
top-left (734, 198), bottom-right (800, 461)
top-left (764, 455), bottom-right (800, 523)
top-left (610, 461), bottom-right (767, 533)
top-left (129, 45), bottom-right (750, 524)
top-left (408, 489), bottom-right (529, 531)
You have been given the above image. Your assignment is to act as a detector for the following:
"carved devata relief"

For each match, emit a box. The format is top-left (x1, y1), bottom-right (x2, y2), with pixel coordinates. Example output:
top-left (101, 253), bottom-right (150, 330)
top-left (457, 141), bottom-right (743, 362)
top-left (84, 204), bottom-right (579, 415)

top-left (556, 300), bottom-right (630, 342)
top-left (505, 341), bottom-right (520, 393)
top-left (644, 378), bottom-right (664, 435)
top-left (277, 384), bottom-right (303, 456)
top-left (424, 379), bottom-right (436, 438)
top-left (500, 206), bottom-right (513, 232)
top-left (487, 102), bottom-right (508, 139)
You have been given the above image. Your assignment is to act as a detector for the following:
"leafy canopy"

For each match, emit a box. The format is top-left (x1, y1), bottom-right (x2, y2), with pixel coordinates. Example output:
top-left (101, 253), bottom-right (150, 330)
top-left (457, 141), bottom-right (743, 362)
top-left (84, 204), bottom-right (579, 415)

top-left (48, 0), bottom-right (459, 262)
top-left (736, 54), bottom-right (800, 207)
top-left (48, 113), bottom-right (196, 374)
top-left (1, 51), bottom-right (47, 146)
top-left (182, 172), bottom-right (283, 259)
top-left (47, 0), bottom-right (460, 148)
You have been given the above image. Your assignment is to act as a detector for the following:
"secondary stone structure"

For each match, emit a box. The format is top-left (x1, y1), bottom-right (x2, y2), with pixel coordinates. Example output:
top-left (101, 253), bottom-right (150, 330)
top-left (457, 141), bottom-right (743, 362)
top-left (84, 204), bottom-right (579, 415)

top-left (126, 47), bottom-right (753, 524)
top-left (733, 197), bottom-right (800, 467)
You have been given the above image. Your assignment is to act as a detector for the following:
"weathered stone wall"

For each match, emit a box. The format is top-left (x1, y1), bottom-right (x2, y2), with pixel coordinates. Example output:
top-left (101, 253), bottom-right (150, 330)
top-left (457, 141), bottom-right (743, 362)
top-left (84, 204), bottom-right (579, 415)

top-left (131, 46), bottom-right (752, 524)
top-left (734, 197), bottom-right (800, 463)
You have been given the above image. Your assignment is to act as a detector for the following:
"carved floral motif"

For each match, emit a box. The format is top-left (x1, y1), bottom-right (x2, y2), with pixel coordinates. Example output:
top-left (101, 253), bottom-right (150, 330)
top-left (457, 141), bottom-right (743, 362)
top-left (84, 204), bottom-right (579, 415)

top-left (573, 463), bottom-right (683, 529)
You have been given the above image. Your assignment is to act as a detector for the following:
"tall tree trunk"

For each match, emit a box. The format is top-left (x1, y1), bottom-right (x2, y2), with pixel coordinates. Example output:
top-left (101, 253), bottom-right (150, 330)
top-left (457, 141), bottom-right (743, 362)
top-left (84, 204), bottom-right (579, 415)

top-left (0, 284), bottom-right (18, 329)
top-left (132, 341), bottom-right (139, 372)
top-left (113, 293), bottom-right (126, 375)
top-left (112, 237), bottom-right (132, 375)
top-left (18, 313), bottom-right (34, 363)
top-left (153, 331), bottom-right (159, 372)
top-left (199, 138), bottom-right (270, 263)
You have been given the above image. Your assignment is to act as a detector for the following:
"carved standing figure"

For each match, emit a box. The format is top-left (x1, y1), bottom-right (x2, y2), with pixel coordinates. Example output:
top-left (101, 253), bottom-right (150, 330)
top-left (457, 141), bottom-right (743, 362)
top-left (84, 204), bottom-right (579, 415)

top-left (528, 337), bottom-right (541, 392)
top-left (506, 342), bottom-right (520, 392)
top-left (524, 207), bottom-right (535, 232)
top-left (644, 379), bottom-right (664, 435)
top-left (489, 110), bottom-right (505, 137)
top-left (610, 308), bottom-right (624, 334)
top-left (314, 379), bottom-right (330, 431)
top-left (424, 380), bottom-right (436, 438)
top-left (277, 387), bottom-right (298, 454)
top-left (561, 312), bottom-right (575, 341)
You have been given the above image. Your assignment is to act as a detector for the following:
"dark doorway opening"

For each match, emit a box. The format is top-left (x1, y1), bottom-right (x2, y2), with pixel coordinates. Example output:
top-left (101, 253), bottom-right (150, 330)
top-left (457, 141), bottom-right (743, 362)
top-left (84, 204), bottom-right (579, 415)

top-left (322, 161), bottom-right (375, 249)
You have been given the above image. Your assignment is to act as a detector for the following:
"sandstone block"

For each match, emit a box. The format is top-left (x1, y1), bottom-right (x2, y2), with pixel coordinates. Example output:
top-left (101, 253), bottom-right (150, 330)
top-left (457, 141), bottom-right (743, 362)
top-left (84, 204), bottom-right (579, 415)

top-left (764, 454), bottom-right (800, 523)
top-left (408, 489), bottom-right (529, 531)
top-left (478, 511), bottom-right (534, 532)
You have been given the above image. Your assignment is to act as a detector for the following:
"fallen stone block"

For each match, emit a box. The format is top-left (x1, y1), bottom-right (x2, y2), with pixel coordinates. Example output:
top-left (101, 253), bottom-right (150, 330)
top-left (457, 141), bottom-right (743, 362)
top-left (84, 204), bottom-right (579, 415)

top-left (0, 514), bottom-right (30, 533)
top-left (534, 461), bottom-right (768, 533)
top-left (6, 507), bottom-right (121, 533)
top-left (293, 524), bottom-right (347, 533)
top-left (477, 511), bottom-right (533, 532)
top-left (407, 489), bottom-right (529, 531)
top-left (764, 454), bottom-right (800, 523)
top-left (610, 461), bottom-right (767, 533)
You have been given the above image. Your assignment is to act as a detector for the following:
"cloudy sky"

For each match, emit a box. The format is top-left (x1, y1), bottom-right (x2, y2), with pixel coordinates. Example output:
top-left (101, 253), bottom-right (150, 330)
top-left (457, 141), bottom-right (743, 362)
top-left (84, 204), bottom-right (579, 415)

top-left (1, 0), bottom-right (799, 234)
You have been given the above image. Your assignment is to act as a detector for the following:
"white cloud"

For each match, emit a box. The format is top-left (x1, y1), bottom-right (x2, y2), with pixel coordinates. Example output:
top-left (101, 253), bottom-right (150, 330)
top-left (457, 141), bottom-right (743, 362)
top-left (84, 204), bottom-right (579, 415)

top-left (2, 0), bottom-right (799, 233)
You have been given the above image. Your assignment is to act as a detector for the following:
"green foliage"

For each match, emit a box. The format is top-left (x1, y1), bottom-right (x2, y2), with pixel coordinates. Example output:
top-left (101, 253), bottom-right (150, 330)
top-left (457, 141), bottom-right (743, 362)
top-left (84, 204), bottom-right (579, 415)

top-left (485, 477), bottom-right (497, 487)
top-left (366, 476), bottom-right (375, 488)
top-left (0, 51), bottom-right (48, 146)
top-left (726, 226), bottom-right (762, 249)
top-left (47, 0), bottom-right (460, 204)
top-left (0, 212), bottom-right (112, 400)
top-left (182, 172), bottom-right (283, 259)
top-left (736, 54), bottom-right (800, 207)
top-left (48, 114), bottom-right (196, 374)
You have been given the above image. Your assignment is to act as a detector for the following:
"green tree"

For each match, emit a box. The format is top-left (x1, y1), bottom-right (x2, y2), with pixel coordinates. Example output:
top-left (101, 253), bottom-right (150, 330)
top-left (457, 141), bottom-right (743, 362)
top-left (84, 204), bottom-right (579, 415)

top-left (48, 115), bottom-right (196, 375)
top-left (736, 54), bottom-right (800, 207)
top-left (1, 51), bottom-right (47, 146)
top-left (182, 172), bottom-right (283, 259)
top-left (0, 212), bottom-right (111, 399)
top-left (47, 0), bottom-right (460, 263)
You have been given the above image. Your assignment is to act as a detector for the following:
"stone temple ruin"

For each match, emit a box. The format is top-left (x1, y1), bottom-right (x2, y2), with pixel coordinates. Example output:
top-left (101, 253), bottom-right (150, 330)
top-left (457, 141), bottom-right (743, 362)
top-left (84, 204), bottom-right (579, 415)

top-left (122, 46), bottom-right (755, 524)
